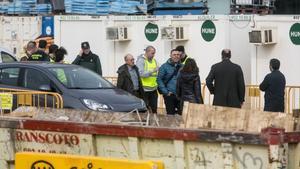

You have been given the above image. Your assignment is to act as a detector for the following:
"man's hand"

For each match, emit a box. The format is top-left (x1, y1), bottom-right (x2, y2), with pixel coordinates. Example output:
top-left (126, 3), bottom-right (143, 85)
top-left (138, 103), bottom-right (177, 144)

top-left (78, 50), bottom-right (83, 57)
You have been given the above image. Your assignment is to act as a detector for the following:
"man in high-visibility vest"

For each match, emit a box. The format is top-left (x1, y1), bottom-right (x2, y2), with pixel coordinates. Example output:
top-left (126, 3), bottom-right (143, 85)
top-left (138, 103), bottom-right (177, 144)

top-left (136, 46), bottom-right (159, 113)
top-left (175, 45), bottom-right (189, 65)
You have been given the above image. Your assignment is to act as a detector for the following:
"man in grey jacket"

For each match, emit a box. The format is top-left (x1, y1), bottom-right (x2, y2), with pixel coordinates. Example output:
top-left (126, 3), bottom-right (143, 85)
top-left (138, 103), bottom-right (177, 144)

top-left (136, 46), bottom-right (159, 113)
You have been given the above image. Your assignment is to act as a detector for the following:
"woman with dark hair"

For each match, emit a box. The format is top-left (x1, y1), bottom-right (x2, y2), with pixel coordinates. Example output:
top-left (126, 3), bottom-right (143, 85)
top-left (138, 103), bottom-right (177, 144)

top-left (176, 58), bottom-right (203, 104)
top-left (54, 47), bottom-right (68, 63)
top-left (48, 44), bottom-right (59, 62)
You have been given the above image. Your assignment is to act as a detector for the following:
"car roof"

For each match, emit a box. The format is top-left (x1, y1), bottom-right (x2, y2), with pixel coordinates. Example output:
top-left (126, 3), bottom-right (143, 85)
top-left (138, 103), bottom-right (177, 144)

top-left (0, 62), bottom-right (78, 69)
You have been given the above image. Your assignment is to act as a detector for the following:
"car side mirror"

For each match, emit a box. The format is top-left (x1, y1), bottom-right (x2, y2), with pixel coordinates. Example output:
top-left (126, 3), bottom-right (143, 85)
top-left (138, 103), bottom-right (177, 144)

top-left (39, 84), bottom-right (52, 92)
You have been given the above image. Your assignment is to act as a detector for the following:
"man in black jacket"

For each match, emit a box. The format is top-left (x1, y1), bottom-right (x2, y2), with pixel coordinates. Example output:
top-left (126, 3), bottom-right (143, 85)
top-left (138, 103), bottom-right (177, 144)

top-left (117, 54), bottom-right (144, 99)
top-left (259, 59), bottom-right (286, 112)
top-left (206, 49), bottom-right (245, 108)
top-left (72, 42), bottom-right (102, 76)
top-left (38, 39), bottom-right (47, 52)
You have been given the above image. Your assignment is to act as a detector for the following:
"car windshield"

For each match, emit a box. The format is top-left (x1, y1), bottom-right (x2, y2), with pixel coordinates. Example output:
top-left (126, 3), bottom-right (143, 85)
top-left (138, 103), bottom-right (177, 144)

top-left (48, 67), bottom-right (114, 89)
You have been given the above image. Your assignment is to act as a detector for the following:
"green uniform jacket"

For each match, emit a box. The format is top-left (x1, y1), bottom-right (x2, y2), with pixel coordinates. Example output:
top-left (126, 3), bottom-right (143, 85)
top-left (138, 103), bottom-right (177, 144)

top-left (72, 52), bottom-right (102, 76)
top-left (28, 50), bottom-right (50, 61)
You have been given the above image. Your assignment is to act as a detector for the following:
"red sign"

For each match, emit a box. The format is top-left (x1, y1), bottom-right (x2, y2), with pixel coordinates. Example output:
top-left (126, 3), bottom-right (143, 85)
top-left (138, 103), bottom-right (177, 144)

top-left (15, 130), bottom-right (80, 145)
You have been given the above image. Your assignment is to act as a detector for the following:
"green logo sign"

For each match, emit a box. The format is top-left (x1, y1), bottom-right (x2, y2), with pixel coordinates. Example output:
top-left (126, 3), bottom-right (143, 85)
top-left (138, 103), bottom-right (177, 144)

top-left (290, 23), bottom-right (300, 45)
top-left (144, 23), bottom-right (159, 42)
top-left (201, 20), bottom-right (216, 42)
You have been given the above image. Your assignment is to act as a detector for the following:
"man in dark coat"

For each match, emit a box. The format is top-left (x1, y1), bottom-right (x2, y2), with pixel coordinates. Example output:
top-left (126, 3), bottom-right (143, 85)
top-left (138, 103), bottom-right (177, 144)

top-left (206, 49), bottom-right (245, 108)
top-left (38, 39), bottom-right (47, 52)
top-left (259, 59), bottom-right (286, 112)
top-left (72, 41), bottom-right (102, 76)
top-left (117, 54), bottom-right (144, 99)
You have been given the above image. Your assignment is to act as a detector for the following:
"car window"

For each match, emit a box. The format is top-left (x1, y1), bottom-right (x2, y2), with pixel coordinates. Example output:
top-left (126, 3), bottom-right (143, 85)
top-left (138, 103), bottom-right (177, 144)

top-left (1, 51), bottom-right (16, 63)
top-left (0, 68), bottom-right (20, 86)
top-left (24, 68), bottom-right (50, 90)
top-left (49, 68), bottom-right (68, 86)
top-left (48, 67), bottom-right (114, 89)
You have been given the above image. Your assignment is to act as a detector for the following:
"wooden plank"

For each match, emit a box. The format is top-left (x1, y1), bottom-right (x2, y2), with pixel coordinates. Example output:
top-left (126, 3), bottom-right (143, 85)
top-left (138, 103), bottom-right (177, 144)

top-left (182, 102), bottom-right (190, 128)
top-left (184, 104), bottom-right (295, 132)
top-left (8, 106), bottom-right (38, 117)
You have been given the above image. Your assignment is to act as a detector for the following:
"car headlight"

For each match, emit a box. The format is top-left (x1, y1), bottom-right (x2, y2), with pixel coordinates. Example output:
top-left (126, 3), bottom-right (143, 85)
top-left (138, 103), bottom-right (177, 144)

top-left (82, 99), bottom-right (111, 111)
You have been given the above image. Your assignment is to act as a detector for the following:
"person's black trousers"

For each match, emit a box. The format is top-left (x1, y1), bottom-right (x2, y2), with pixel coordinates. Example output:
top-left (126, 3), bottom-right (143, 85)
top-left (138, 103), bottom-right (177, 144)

top-left (163, 94), bottom-right (182, 115)
top-left (144, 90), bottom-right (158, 113)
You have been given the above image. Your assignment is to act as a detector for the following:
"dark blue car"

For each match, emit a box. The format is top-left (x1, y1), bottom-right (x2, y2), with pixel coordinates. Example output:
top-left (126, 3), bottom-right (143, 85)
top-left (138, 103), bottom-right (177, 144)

top-left (0, 62), bottom-right (146, 112)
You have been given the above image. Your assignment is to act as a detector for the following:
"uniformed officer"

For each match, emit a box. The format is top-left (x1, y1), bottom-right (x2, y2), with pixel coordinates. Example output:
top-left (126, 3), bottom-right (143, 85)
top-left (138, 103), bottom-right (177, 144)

top-left (27, 41), bottom-right (50, 62)
top-left (72, 41), bottom-right (102, 76)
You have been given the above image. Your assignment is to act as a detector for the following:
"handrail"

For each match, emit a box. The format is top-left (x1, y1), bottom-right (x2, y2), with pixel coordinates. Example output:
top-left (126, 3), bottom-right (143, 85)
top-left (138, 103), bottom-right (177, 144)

top-left (0, 88), bottom-right (63, 114)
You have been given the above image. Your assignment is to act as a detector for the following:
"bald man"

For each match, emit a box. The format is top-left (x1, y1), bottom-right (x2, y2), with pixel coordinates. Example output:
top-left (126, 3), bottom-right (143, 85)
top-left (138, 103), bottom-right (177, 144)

top-left (117, 54), bottom-right (144, 99)
top-left (136, 46), bottom-right (159, 113)
top-left (206, 49), bottom-right (245, 108)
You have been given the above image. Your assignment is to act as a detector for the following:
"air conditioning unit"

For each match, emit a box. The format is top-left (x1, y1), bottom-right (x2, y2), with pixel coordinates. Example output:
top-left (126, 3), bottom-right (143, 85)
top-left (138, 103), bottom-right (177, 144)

top-left (106, 26), bottom-right (130, 41)
top-left (161, 26), bottom-right (188, 41)
top-left (249, 28), bottom-right (277, 45)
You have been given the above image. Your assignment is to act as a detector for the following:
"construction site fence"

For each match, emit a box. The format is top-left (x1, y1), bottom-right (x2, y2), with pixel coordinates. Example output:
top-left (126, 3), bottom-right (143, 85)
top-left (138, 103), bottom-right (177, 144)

top-left (1, 77), bottom-right (298, 115)
top-left (0, 88), bottom-right (63, 114)
top-left (105, 76), bottom-right (300, 114)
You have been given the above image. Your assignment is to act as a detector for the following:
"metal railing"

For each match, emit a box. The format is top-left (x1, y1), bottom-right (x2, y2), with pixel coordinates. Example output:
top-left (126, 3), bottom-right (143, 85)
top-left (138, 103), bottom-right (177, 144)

top-left (105, 76), bottom-right (118, 85)
top-left (201, 84), bottom-right (264, 111)
top-left (286, 86), bottom-right (300, 114)
top-left (0, 88), bottom-right (63, 114)
top-left (104, 76), bottom-right (300, 114)
top-left (201, 84), bottom-right (295, 114)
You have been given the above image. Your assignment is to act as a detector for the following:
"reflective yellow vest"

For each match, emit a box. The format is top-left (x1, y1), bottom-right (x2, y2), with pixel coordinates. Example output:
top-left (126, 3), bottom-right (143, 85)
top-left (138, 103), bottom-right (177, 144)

top-left (141, 58), bottom-right (158, 88)
top-left (54, 61), bottom-right (69, 85)
top-left (56, 69), bottom-right (67, 85)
